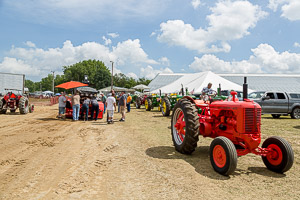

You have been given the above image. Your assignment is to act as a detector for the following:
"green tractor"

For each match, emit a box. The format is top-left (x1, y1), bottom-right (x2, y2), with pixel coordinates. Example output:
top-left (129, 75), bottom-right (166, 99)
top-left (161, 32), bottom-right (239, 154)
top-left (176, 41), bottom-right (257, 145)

top-left (159, 94), bottom-right (183, 116)
top-left (145, 94), bottom-right (161, 111)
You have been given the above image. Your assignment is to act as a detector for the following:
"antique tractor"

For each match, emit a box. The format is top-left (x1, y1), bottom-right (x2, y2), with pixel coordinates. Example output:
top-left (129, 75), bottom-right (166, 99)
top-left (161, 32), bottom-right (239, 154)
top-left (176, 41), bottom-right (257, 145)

top-left (145, 94), bottom-right (161, 111)
top-left (171, 80), bottom-right (294, 175)
top-left (159, 94), bottom-right (183, 116)
top-left (0, 89), bottom-right (34, 114)
top-left (65, 87), bottom-right (104, 119)
top-left (135, 94), bottom-right (147, 109)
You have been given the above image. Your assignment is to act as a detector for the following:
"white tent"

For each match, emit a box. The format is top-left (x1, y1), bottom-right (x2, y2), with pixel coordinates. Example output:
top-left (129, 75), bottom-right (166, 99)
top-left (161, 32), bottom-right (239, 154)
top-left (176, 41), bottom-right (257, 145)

top-left (151, 71), bottom-right (252, 94)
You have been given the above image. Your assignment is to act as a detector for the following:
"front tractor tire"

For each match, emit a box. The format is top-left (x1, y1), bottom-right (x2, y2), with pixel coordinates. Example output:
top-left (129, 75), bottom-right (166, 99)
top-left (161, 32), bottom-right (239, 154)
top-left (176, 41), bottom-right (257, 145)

top-left (19, 97), bottom-right (29, 114)
top-left (145, 98), bottom-right (152, 111)
top-left (272, 114), bottom-right (281, 119)
top-left (171, 99), bottom-right (199, 154)
top-left (162, 97), bottom-right (171, 116)
top-left (29, 104), bottom-right (34, 113)
top-left (210, 137), bottom-right (238, 176)
top-left (262, 136), bottom-right (294, 173)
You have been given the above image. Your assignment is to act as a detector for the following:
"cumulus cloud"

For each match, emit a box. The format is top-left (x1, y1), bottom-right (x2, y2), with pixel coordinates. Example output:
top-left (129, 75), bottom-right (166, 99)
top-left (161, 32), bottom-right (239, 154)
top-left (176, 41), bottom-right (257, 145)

top-left (24, 41), bottom-right (36, 48)
top-left (102, 36), bottom-right (112, 46)
top-left (191, 0), bottom-right (201, 9)
top-left (294, 42), bottom-right (300, 48)
top-left (158, 57), bottom-right (170, 66)
top-left (4, 0), bottom-right (169, 24)
top-left (127, 72), bottom-right (138, 79)
top-left (140, 65), bottom-right (173, 79)
top-left (157, 0), bottom-right (267, 53)
top-left (0, 39), bottom-right (158, 81)
top-left (268, 0), bottom-right (300, 21)
top-left (189, 43), bottom-right (300, 73)
top-left (107, 33), bottom-right (119, 38)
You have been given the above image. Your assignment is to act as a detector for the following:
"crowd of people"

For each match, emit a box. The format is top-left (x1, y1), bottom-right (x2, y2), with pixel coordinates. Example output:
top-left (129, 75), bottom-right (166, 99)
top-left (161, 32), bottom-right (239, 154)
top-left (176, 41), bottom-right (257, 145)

top-left (57, 90), bottom-right (132, 124)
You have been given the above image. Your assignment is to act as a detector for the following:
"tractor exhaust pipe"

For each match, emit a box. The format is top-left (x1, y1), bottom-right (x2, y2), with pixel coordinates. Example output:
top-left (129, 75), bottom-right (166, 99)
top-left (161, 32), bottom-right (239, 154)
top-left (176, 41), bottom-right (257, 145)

top-left (243, 77), bottom-right (248, 101)
top-left (218, 84), bottom-right (221, 96)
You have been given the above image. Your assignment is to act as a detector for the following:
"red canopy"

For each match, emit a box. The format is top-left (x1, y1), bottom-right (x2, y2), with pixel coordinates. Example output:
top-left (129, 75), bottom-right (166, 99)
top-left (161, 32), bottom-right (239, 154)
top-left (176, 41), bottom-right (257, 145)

top-left (55, 81), bottom-right (88, 90)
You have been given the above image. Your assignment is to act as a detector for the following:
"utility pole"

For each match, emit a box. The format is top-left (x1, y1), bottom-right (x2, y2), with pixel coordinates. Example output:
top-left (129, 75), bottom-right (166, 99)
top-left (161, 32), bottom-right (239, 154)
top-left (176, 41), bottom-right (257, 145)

top-left (110, 61), bottom-right (114, 91)
top-left (51, 71), bottom-right (55, 94)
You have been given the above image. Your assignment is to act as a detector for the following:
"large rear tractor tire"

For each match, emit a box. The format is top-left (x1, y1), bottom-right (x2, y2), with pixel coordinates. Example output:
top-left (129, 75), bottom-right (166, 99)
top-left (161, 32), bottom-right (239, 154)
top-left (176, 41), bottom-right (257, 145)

top-left (210, 136), bottom-right (237, 176)
top-left (262, 136), bottom-right (294, 173)
top-left (272, 114), bottom-right (281, 119)
top-left (291, 107), bottom-right (300, 119)
top-left (145, 98), bottom-right (152, 111)
top-left (0, 98), bottom-right (7, 114)
top-left (171, 98), bottom-right (199, 154)
top-left (162, 97), bottom-right (171, 116)
top-left (19, 97), bottom-right (29, 114)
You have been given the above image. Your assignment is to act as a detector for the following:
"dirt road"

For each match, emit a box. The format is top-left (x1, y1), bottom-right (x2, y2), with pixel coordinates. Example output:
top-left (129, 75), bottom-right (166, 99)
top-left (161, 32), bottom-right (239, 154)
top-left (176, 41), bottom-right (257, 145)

top-left (0, 105), bottom-right (299, 199)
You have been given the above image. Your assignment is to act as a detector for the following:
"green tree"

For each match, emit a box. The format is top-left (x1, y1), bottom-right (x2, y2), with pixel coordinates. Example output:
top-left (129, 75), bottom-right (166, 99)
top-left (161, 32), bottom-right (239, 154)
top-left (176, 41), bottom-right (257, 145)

top-left (63, 59), bottom-right (111, 89)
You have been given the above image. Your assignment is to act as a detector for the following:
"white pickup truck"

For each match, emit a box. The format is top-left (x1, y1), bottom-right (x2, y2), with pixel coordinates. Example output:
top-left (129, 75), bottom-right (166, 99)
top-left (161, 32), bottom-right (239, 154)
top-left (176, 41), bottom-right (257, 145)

top-left (249, 91), bottom-right (300, 119)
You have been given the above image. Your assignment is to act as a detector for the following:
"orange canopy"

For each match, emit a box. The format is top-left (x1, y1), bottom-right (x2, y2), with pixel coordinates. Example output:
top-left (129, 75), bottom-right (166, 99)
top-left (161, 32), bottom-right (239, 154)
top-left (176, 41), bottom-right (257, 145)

top-left (55, 81), bottom-right (88, 90)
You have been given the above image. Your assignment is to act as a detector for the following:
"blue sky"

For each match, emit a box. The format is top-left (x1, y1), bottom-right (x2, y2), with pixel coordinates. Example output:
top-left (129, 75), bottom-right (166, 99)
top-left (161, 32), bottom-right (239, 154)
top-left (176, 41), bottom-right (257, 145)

top-left (0, 0), bottom-right (300, 81)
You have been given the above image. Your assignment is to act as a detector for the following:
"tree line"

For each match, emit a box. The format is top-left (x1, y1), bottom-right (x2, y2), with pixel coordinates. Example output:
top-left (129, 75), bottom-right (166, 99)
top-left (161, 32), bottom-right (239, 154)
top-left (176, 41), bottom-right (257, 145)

top-left (25, 59), bottom-right (152, 93)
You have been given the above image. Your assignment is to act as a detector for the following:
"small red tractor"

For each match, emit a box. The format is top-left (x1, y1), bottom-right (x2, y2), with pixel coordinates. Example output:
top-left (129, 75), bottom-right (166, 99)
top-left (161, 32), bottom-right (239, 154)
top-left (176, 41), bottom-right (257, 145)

top-left (171, 79), bottom-right (294, 175)
top-left (0, 89), bottom-right (34, 114)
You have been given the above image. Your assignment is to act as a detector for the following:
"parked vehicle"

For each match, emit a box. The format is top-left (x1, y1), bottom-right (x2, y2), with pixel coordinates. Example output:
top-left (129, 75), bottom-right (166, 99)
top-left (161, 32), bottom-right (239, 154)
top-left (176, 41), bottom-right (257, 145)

top-left (0, 89), bottom-right (34, 114)
top-left (252, 91), bottom-right (300, 119)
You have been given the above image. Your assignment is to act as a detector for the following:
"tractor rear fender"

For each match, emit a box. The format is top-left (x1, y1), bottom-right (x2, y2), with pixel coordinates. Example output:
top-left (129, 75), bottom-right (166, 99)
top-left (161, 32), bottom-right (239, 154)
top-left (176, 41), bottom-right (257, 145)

top-left (182, 96), bottom-right (208, 108)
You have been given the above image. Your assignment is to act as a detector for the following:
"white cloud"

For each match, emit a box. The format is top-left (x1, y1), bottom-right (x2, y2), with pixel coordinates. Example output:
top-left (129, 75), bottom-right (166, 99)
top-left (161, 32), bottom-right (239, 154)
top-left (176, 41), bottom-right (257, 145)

top-left (157, 1), bottom-right (267, 53)
top-left (107, 33), bottom-right (119, 38)
top-left (112, 39), bottom-right (158, 66)
top-left (24, 41), bottom-right (36, 48)
top-left (191, 0), bottom-right (201, 9)
top-left (1, 39), bottom-right (158, 81)
top-left (150, 32), bottom-right (156, 37)
top-left (294, 42), bottom-right (300, 47)
top-left (4, 0), bottom-right (169, 24)
top-left (189, 43), bottom-right (300, 73)
top-left (0, 57), bottom-right (41, 76)
top-left (268, 0), bottom-right (300, 21)
top-left (158, 57), bottom-right (170, 66)
top-left (140, 65), bottom-right (173, 79)
top-left (102, 36), bottom-right (112, 46)
top-left (127, 72), bottom-right (138, 79)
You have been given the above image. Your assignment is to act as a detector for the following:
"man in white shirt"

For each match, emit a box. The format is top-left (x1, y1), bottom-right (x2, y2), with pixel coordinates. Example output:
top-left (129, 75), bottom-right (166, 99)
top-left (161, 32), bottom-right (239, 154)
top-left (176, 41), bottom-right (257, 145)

top-left (105, 93), bottom-right (116, 124)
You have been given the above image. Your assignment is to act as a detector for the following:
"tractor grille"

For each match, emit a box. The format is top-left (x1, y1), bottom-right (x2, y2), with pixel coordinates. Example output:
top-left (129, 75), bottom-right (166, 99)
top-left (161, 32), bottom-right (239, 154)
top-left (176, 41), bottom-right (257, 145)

top-left (244, 108), bottom-right (261, 133)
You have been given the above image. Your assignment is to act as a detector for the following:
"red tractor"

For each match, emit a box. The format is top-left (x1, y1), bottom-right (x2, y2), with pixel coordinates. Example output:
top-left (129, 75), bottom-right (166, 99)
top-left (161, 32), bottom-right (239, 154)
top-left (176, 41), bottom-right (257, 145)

top-left (135, 94), bottom-right (148, 109)
top-left (0, 89), bottom-right (34, 114)
top-left (64, 87), bottom-right (104, 120)
top-left (171, 81), bottom-right (294, 175)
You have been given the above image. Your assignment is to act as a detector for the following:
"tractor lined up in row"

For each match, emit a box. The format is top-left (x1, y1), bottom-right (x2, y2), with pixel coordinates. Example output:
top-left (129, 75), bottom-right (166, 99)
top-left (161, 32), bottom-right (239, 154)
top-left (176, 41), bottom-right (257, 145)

top-left (171, 78), bottom-right (294, 175)
top-left (0, 89), bottom-right (34, 114)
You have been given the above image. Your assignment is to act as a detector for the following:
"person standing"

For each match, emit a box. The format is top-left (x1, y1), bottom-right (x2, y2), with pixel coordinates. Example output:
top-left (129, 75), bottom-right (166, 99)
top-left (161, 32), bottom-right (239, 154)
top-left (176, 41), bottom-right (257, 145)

top-left (101, 93), bottom-right (107, 114)
top-left (81, 96), bottom-right (90, 121)
top-left (58, 92), bottom-right (66, 118)
top-left (119, 91), bottom-right (126, 122)
top-left (126, 93), bottom-right (132, 112)
top-left (106, 93), bottom-right (116, 124)
top-left (72, 91), bottom-right (80, 121)
top-left (90, 95), bottom-right (99, 121)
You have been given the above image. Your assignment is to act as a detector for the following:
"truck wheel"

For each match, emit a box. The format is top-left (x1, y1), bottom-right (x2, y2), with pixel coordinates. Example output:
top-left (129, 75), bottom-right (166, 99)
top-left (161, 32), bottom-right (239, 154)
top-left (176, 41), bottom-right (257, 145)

top-left (145, 98), bottom-right (152, 111)
top-left (171, 98), bottom-right (199, 154)
top-left (272, 114), bottom-right (281, 119)
top-left (0, 98), bottom-right (7, 114)
top-left (162, 97), bottom-right (171, 116)
top-left (262, 136), bottom-right (294, 173)
top-left (19, 97), bottom-right (29, 114)
top-left (291, 107), bottom-right (300, 119)
top-left (210, 137), bottom-right (237, 176)
top-left (136, 98), bottom-right (141, 109)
